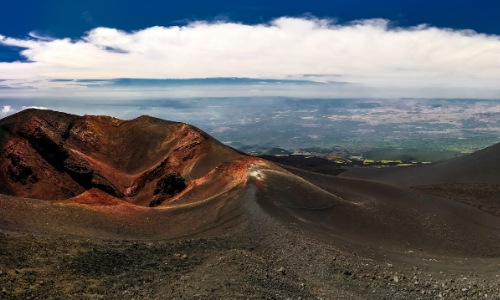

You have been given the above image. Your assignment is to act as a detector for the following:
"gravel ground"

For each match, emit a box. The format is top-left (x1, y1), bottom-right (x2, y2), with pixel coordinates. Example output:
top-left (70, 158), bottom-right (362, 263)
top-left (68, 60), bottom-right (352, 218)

top-left (1, 226), bottom-right (500, 300)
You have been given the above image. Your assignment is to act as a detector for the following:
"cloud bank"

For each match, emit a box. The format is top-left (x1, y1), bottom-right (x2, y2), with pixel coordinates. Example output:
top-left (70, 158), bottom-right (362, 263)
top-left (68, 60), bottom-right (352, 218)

top-left (1, 17), bottom-right (500, 97)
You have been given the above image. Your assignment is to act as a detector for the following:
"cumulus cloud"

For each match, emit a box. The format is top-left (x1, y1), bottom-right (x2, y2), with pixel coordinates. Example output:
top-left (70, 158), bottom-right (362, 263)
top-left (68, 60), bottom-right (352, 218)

top-left (1, 105), bottom-right (14, 115)
top-left (1, 17), bottom-right (500, 97)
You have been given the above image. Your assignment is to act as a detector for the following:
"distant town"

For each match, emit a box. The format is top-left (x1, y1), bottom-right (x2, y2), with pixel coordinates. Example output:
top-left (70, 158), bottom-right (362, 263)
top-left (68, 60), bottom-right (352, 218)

top-left (187, 98), bottom-right (500, 163)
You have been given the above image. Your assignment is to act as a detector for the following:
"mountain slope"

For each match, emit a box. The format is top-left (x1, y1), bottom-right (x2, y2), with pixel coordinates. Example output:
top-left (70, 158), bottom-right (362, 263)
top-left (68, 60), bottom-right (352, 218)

top-left (340, 141), bottom-right (500, 186)
top-left (0, 109), bottom-right (499, 257)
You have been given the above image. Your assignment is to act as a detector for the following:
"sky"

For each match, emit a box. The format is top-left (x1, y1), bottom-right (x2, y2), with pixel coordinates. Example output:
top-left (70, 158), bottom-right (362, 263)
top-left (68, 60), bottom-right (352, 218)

top-left (1, 0), bottom-right (500, 104)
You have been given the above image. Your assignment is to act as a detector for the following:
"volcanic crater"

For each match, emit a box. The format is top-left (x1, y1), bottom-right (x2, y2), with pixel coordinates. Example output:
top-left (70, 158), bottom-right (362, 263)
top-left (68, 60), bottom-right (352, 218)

top-left (0, 109), bottom-right (255, 208)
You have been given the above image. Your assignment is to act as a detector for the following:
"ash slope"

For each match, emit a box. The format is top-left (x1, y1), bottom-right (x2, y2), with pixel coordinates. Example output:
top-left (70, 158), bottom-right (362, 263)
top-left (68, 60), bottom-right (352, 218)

top-left (340, 141), bottom-right (500, 187)
top-left (339, 141), bottom-right (500, 216)
top-left (0, 109), bottom-right (499, 257)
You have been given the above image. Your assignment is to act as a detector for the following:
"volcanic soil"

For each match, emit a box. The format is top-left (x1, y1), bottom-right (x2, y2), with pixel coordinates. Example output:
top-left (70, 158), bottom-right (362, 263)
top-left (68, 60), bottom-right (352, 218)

top-left (0, 109), bottom-right (499, 299)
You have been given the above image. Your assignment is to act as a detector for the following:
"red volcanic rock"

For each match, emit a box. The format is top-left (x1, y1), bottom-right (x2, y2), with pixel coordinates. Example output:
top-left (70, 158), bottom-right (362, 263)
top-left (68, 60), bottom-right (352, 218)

top-left (63, 188), bottom-right (130, 206)
top-left (0, 109), bottom-right (245, 206)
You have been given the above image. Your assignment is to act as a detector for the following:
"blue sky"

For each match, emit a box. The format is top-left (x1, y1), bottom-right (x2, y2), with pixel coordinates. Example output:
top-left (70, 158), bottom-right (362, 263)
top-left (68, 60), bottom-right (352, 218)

top-left (1, 0), bottom-right (500, 101)
top-left (2, 0), bottom-right (500, 41)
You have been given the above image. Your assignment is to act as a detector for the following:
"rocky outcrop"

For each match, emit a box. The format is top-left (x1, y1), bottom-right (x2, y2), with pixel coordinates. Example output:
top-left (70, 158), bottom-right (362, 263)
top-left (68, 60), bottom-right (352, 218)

top-left (149, 171), bottom-right (186, 207)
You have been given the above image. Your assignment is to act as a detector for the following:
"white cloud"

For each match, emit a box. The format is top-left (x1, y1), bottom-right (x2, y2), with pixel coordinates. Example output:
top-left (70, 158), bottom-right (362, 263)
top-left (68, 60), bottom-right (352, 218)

top-left (1, 105), bottom-right (14, 115)
top-left (21, 106), bottom-right (49, 110)
top-left (28, 31), bottom-right (55, 41)
top-left (1, 17), bottom-right (500, 97)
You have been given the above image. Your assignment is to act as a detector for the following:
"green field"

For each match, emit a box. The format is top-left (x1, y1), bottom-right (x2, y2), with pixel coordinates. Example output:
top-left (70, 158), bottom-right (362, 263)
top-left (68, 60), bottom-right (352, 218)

top-left (362, 147), bottom-right (462, 162)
